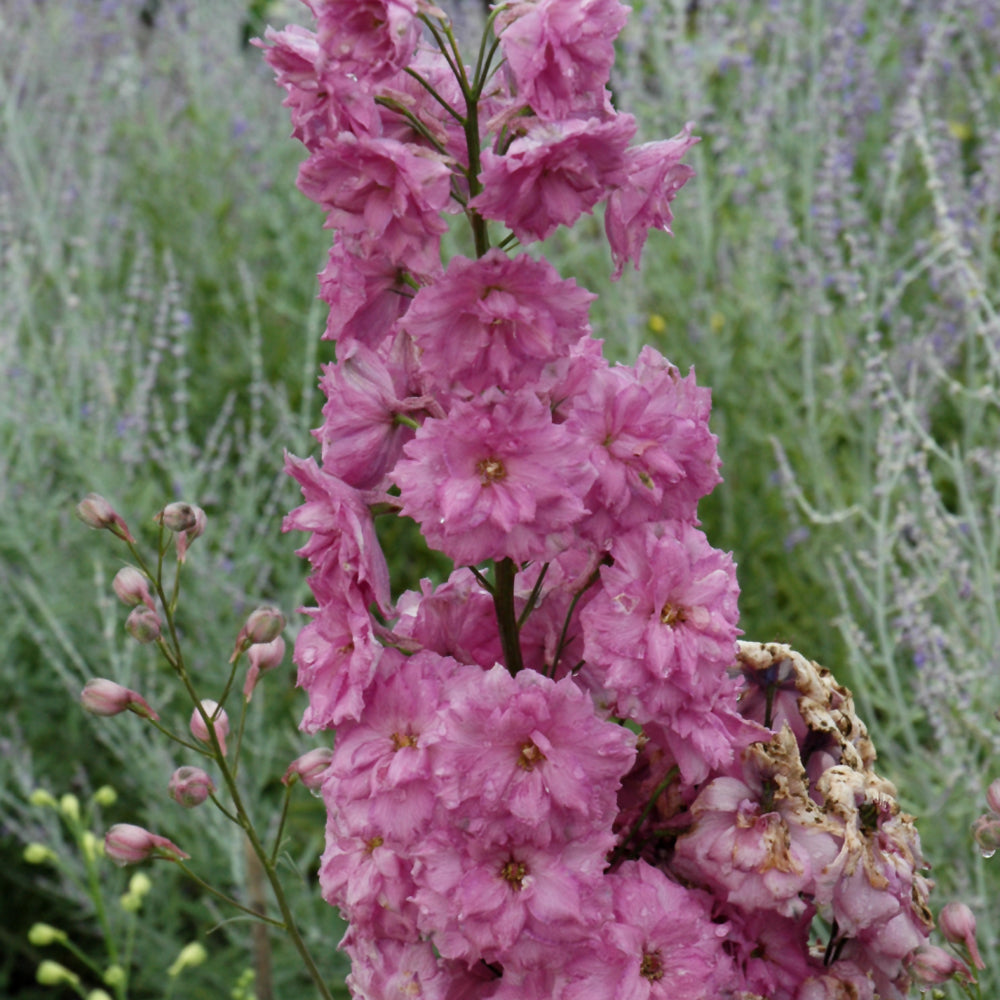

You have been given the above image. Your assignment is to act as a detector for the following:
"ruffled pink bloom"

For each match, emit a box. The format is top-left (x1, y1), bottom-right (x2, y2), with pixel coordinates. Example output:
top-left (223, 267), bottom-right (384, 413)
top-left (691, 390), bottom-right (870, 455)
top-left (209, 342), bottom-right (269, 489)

top-left (298, 133), bottom-right (451, 271)
top-left (722, 907), bottom-right (820, 998)
top-left (320, 811), bottom-right (422, 941)
top-left (317, 237), bottom-right (422, 349)
top-left (580, 521), bottom-right (740, 721)
top-left (315, 0), bottom-right (434, 82)
top-left (567, 348), bottom-right (720, 541)
top-left (402, 249), bottom-right (595, 396)
top-left (257, 23), bottom-right (381, 151)
top-left (432, 664), bottom-right (635, 846)
top-left (316, 341), bottom-right (442, 490)
top-left (471, 114), bottom-right (635, 244)
top-left (392, 388), bottom-right (593, 567)
top-left (343, 932), bottom-right (498, 1000)
top-left (605, 126), bottom-right (699, 278)
top-left (495, 0), bottom-right (629, 118)
top-left (392, 569), bottom-right (503, 667)
top-left (412, 833), bottom-right (608, 968)
top-left (564, 860), bottom-right (734, 1000)
top-left (292, 599), bottom-right (390, 732)
top-left (326, 650), bottom-right (469, 844)
top-left (283, 453), bottom-right (392, 613)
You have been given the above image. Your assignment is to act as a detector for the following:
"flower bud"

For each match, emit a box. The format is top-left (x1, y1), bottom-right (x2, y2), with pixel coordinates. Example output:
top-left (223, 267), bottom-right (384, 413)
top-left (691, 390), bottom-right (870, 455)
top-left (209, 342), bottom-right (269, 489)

top-left (909, 945), bottom-right (963, 984)
top-left (282, 748), bottom-right (334, 791)
top-left (29, 789), bottom-right (58, 809)
top-left (103, 964), bottom-right (126, 988)
top-left (125, 606), bottom-right (162, 644)
top-left (104, 823), bottom-right (190, 865)
top-left (37, 960), bottom-right (80, 987)
top-left (81, 679), bottom-right (159, 721)
top-left (971, 813), bottom-right (1000, 858)
top-left (93, 785), bottom-right (117, 808)
top-left (28, 923), bottom-right (67, 946)
top-left (939, 902), bottom-right (985, 969)
top-left (24, 843), bottom-right (57, 865)
top-left (81, 831), bottom-right (103, 863)
top-left (88, 991), bottom-right (114, 1000)
top-left (168, 941), bottom-right (208, 977)
top-left (986, 778), bottom-right (1000, 817)
top-left (231, 606), bottom-right (285, 663)
top-left (59, 794), bottom-right (80, 823)
top-left (242, 636), bottom-right (286, 702)
top-left (76, 494), bottom-right (135, 543)
top-left (112, 566), bottom-right (155, 610)
top-left (190, 700), bottom-right (229, 756)
top-left (156, 502), bottom-right (201, 533)
top-left (169, 766), bottom-right (215, 807)
top-left (129, 872), bottom-right (152, 897)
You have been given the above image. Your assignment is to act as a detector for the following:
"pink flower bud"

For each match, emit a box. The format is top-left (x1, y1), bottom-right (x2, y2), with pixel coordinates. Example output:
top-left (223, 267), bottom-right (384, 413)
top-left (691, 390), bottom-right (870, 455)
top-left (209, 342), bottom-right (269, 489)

top-left (908, 945), bottom-right (964, 984)
top-left (155, 502), bottom-right (201, 533)
top-left (939, 902), bottom-right (985, 969)
top-left (190, 700), bottom-right (229, 756)
top-left (986, 778), bottom-right (1000, 817)
top-left (76, 494), bottom-right (135, 543)
top-left (242, 636), bottom-right (286, 702)
top-left (282, 748), bottom-right (333, 791)
top-left (971, 813), bottom-right (1000, 858)
top-left (230, 606), bottom-right (285, 663)
top-left (81, 679), bottom-right (159, 721)
top-left (113, 566), bottom-right (155, 610)
top-left (105, 823), bottom-right (189, 865)
top-left (168, 766), bottom-right (215, 808)
top-left (125, 606), bottom-right (161, 644)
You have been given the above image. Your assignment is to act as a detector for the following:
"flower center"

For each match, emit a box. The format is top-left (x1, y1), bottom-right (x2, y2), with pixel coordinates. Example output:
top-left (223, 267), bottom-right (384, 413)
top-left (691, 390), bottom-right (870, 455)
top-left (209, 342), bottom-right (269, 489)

top-left (517, 740), bottom-right (546, 770)
top-left (391, 731), bottom-right (418, 750)
top-left (659, 602), bottom-right (687, 626)
top-left (477, 457), bottom-right (507, 484)
top-left (640, 949), bottom-right (665, 981)
top-left (364, 836), bottom-right (383, 854)
top-left (499, 857), bottom-right (528, 890)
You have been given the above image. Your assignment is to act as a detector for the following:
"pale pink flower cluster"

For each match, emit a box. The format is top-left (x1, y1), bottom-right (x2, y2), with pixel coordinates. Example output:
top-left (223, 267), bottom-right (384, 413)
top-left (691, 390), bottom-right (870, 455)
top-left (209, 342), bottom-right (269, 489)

top-left (262, 3), bottom-right (949, 998)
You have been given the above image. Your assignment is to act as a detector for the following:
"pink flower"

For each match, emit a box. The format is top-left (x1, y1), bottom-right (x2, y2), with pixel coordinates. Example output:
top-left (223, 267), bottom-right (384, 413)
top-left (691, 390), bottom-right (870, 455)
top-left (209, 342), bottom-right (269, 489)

top-left (81, 678), bottom-right (159, 721)
top-left (325, 650), bottom-right (467, 844)
top-left (495, 0), bottom-right (629, 118)
top-left (283, 453), bottom-right (392, 614)
top-left (566, 349), bottom-right (720, 540)
top-left (412, 833), bottom-right (607, 967)
top-left (257, 23), bottom-right (381, 150)
top-left (105, 823), bottom-right (189, 865)
top-left (297, 133), bottom-right (451, 272)
top-left (580, 521), bottom-right (740, 724)
top-left (392, 388), bottom-right (593, 567)
top-left (316, 341), bottom-right (442, 490)
top-left (292, 598), bottom-right (389, 732)
top-left (392, 569), bottom-right (503, 667)
top-left (672, 729), bottom-right (842, 919)
top-left (317, 237), bottom-right (423, 349)
top-left (471, 114), bottom-right (635, 244)
top-left (432, 665), bottom-right (635, 848)
top-left (314, 0), bottom-right (432, 83)
top-left (401, 249), bottom-right (595, 396)
top-left (605, 126), bottom-right (699, 278)
top-left (564, 860), bottom-right (734, 1000)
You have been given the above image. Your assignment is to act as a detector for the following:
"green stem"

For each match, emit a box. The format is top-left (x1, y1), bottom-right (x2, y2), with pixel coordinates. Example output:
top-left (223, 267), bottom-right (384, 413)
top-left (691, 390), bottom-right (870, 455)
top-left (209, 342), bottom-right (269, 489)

top-left (493, 558), bottom-right (523, 675)
top-left (270, 785), bottom-right (295, 867)
top-left (173, 861), bottom-right (286, 929)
